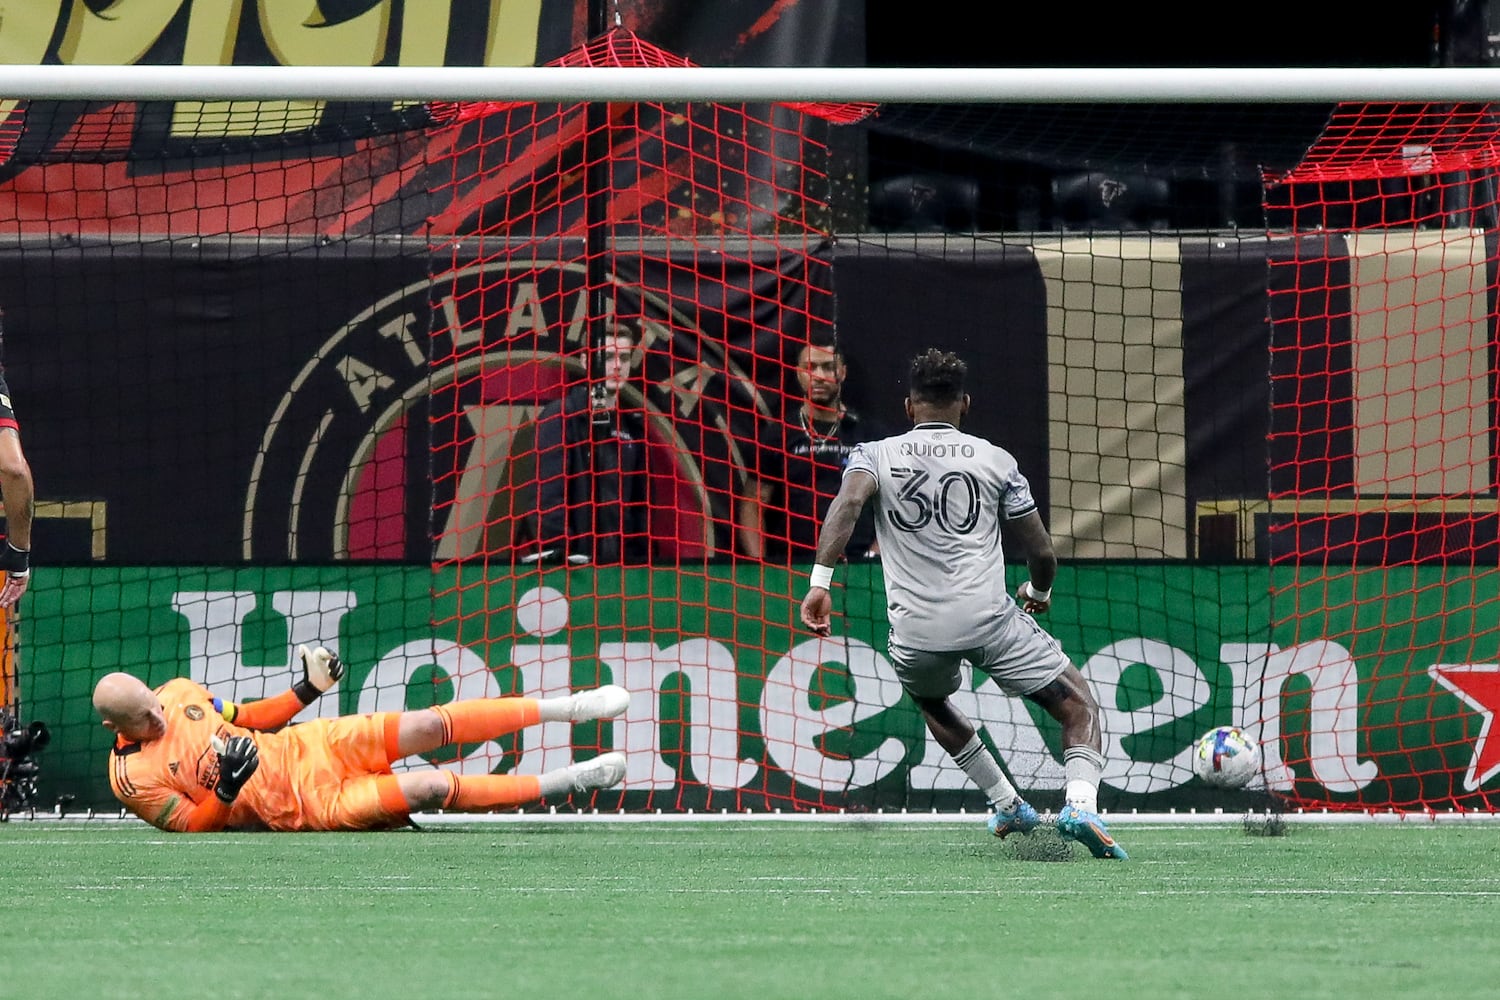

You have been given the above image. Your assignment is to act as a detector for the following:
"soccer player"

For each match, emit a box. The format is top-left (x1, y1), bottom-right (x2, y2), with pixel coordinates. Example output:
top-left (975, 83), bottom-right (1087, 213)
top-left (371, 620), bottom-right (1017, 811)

top-left (0, 364), bottom-right (34, 610)
top-left (799, 348), bottom-right (1126, 859)
top-left (94, 645), bottom-right (629, 832)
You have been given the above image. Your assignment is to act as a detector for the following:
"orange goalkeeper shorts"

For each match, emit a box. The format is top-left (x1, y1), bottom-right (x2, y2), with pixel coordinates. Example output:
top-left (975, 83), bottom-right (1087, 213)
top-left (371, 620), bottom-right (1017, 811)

top-left (253, 713), bottom-right (407, 831)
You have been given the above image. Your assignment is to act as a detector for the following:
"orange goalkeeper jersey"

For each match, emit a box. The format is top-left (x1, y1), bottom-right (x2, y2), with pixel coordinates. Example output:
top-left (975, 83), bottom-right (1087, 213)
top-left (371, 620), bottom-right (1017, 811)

top-left (108, 678), bottom-right (261, 831)
top-left (108, 677), bottom-right (391, 832)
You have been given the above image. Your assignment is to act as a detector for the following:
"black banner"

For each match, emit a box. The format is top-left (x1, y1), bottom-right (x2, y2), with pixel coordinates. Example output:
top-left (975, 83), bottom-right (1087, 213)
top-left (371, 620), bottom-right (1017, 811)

top-left (0, 233), bottom-right (1308, 567)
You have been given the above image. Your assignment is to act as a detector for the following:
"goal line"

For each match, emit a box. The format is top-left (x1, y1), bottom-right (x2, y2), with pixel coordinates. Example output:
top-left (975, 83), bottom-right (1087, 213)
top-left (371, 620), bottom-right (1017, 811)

top-left (11, 810), bottom-right (1500, 827)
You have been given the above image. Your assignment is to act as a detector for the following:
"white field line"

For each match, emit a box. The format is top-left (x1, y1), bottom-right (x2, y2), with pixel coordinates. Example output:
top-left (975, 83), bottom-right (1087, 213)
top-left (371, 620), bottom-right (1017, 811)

top-left (8, 809), bottom-right (1500, 827)
top-left (54, 884), bottom-right (1500, 897)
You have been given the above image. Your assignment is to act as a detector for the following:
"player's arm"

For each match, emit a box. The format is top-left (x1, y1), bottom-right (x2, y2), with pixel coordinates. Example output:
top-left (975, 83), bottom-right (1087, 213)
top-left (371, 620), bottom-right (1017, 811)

top-left (142, 792), bottom-right (234, 833)
top-left (215, 646), bottom-right (346, 730)
top-left (119, 735), bottom-right (259, 833)
top-left (1002, 509), bottom-right (1057, 613)
top-left (123, 788), bottom-right (219, 832)
top-left (0, 427), bottom-right (34, 609)
top-left (800, 470), bottom-right (877, 635)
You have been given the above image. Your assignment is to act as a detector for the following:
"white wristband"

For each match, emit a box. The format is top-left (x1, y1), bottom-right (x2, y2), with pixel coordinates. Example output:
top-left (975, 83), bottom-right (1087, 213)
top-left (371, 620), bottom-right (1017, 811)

top-left (808, 564), bottom-right (835, 590)
top-left (1023, 581), bottom-right (1052, 603)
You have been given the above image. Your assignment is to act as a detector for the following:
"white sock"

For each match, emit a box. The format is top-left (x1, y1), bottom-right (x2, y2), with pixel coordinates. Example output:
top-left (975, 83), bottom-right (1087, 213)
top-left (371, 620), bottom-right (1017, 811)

top-left (537, 695), bottom-right (576, 723)
top-left (1063, 745), bottom-right (1104, 812)
top-left (538, 764), bottom-right (577, 797)
top-left (952, 735), bottom-right (1020, 811)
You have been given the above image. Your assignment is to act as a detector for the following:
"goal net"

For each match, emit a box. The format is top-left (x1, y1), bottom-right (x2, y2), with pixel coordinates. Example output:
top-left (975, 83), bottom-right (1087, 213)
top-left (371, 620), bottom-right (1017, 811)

top-left (1265, 102), bottom-right (1500, 812)
top-left (3, 36), bottom-right (1496, 818)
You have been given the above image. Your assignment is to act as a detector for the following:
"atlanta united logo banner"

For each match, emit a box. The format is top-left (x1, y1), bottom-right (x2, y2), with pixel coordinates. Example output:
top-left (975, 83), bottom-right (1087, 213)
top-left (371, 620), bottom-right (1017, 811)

top-left (0, 237), bottom-right (834, 564)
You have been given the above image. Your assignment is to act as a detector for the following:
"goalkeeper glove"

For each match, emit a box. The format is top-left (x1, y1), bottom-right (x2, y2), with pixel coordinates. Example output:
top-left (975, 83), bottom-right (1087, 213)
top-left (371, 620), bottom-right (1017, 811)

top-left (209, 733), bottom-right (259, 804)
top-left (292, 644), bottom-right (346, 704)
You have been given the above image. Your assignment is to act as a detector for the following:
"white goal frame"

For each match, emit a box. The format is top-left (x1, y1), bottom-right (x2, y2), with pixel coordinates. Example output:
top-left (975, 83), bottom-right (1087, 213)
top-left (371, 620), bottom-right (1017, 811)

top-left (7, 62), bottom-right (1500, 827)
top-left (2, 64), bottom-right (1500, 103)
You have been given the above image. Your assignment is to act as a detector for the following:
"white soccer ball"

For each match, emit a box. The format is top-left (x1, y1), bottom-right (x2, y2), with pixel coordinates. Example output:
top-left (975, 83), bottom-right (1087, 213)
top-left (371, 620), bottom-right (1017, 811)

top-left (1192, 726), bottom-right (1261, 789)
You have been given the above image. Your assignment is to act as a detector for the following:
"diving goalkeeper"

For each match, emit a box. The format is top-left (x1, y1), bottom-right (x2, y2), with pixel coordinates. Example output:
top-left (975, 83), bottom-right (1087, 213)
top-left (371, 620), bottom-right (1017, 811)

top-left (93, 646), bottom-right (628, 832)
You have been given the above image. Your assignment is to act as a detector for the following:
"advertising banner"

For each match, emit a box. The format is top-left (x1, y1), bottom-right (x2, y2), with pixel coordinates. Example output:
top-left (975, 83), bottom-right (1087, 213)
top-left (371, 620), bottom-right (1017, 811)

top-left (27, 563), bottom-right (1500, 814)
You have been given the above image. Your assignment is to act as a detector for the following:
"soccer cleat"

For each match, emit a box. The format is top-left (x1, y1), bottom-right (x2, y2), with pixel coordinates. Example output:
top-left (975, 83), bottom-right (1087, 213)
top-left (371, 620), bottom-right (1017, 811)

top-left (567, 751), bottom-right (627, 793)
top-left (986, 799), bottom-right (1041, 839)
top-left (567, 684), bottom-right (631, 722)
top-left (1056, 804), bottom-right (1128, 859)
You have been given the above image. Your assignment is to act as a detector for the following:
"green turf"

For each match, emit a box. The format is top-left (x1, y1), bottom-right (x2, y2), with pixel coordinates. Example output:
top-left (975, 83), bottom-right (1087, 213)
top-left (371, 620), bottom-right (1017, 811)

top-left (1, 819), bottom-right (1496, 999)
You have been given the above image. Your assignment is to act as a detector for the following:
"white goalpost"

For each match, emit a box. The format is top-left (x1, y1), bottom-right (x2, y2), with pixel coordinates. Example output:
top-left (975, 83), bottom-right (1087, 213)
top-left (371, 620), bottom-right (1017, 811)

top-left (2, 64), bottom-right (1500, 103)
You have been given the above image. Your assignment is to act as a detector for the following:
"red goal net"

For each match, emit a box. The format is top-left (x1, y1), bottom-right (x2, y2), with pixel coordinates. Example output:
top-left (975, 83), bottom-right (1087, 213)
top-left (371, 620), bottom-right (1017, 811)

top-left (417, 31), bottom-right (879, 810)
top-left (8, 31), bottom-right (1500, 818)
top-left (1265, 102), bottom-right (1500, 811)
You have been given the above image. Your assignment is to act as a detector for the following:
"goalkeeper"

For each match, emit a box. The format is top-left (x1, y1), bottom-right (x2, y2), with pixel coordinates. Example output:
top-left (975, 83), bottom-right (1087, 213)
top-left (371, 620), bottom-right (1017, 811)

top-left (93, 646), bottom-right (628, 832)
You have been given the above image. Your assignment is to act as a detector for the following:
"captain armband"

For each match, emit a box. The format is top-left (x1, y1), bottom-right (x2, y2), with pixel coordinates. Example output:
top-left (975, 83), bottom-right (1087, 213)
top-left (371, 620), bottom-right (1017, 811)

top-left (211, 697), bottom-right (238, 723)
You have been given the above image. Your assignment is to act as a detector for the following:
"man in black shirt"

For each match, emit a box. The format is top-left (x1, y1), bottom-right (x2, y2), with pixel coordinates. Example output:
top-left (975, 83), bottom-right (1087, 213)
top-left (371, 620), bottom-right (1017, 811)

top-left (738, 337), bottom-right (881, 563)
top-left (534, 326), bottom-right (650, 565)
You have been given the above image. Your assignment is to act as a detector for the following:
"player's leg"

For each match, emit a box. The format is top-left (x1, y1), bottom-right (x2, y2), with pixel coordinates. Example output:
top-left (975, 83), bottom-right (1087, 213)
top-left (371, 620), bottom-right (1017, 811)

top-left (1025, 667), bottom-right (1127, 859)
top-left (295, 713), bottom-right (623, 828)
top-left (1025, 665), bottom-right (1102, 804)
top-left (325, 759), bottom-right (629, 826)
top-left (390, 685), bottom-right (630, 760)
top-left (890, 638), bottom-right (1037, 837)
top-left (381, 757), bottom-right (626, 816)
top-left (974, 614), bottom-right (1125, 858)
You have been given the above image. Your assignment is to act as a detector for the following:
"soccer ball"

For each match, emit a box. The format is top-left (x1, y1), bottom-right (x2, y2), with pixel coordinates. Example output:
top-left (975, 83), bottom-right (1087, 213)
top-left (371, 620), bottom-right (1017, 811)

top-left (1192, 726), bottom-right (1260, 789)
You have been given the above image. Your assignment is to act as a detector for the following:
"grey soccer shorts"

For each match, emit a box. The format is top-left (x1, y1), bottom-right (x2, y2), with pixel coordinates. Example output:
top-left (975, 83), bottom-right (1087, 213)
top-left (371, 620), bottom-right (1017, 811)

top-left (887, 610), bottom-right (1071, 699)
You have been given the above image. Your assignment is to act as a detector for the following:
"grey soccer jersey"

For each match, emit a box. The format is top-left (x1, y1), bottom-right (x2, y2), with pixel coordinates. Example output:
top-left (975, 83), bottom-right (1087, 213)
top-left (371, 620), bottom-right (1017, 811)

top-left (844, 421), bottom-right (1037, 650)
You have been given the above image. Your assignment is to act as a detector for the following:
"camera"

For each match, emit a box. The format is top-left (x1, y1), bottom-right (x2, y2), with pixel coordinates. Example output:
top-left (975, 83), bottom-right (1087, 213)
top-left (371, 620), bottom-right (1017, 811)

top-left (0, 709), bottom-right (49, 819)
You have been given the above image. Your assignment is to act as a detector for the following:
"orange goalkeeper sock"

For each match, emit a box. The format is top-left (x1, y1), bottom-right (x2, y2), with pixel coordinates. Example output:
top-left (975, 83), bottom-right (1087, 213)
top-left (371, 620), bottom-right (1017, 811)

top-left (441, 771), bottom-right (543, 810)
top-left (431, 698), bottom-right (541, 745)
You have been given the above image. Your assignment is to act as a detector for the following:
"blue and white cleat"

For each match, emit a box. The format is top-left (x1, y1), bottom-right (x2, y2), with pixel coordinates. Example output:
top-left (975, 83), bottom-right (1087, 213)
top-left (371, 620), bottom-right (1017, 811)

top-left (1056, 804), bottom-right (1128, 859)
top-left (986, 799), bottom-right (1041, 839)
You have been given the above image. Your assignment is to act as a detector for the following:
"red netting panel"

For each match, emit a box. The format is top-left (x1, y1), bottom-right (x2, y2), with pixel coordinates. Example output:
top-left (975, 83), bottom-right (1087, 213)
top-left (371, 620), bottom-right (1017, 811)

top-left (1266, 102), bottom-right (1500, 812)
top-left (0, 101), bottom-right (22, 168)
top-left (429, 32), bottom-right (876, 128)
top-left (425, 29), bottom-right (865, 812)
top-left (1273, 102), bottom-right (1500, 184)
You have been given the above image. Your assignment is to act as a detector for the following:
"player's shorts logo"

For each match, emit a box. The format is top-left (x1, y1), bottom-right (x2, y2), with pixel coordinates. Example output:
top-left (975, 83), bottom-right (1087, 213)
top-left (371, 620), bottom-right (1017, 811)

top-left (184, 705), bottom-right (204, 721)
top-left (243, 260), bottom-right (769, 561)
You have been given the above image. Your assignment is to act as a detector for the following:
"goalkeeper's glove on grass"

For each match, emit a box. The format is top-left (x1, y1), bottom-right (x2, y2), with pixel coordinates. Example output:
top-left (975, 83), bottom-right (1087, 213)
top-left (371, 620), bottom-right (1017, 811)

top-left (209, 734), bottom-right (259, 804)
top-left (292, 644), bottom-right (346, 704)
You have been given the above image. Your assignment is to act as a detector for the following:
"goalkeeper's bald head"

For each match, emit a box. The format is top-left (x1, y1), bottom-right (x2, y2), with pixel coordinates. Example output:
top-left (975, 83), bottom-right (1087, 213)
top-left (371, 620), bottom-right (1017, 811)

top-left (93, 672), bottom-right (167, 742)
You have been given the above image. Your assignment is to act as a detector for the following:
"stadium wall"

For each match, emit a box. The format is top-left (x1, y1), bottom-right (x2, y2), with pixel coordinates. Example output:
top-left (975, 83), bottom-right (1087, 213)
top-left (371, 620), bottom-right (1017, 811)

top-left (8, 232), bottom-right (1500, 815)
top-left (0, 235), bottom-right (1278, 566)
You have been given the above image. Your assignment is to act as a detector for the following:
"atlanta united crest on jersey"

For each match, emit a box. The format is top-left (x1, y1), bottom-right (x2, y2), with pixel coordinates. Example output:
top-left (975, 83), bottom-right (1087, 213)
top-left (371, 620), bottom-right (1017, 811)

top-left (844, 421), bottom-right (1037, 650)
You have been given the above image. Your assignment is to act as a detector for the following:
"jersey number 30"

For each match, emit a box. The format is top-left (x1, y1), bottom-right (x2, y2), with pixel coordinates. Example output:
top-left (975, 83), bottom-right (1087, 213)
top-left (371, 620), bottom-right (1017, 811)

top-left (887, 468), bottom-right (981, 534)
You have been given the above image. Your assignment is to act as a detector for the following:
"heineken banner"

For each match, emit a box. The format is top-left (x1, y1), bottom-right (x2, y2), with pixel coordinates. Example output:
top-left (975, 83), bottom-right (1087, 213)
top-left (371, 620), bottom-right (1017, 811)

top-left (26, 563), bottom-right (1499, 813)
